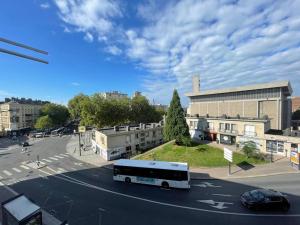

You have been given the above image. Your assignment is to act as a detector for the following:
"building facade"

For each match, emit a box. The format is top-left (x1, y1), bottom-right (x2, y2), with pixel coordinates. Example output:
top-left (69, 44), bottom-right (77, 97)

top-left (186, 77), bottom-right (292, 130)
top-left (92, 122), bottom-right (164, 161)
top-left (186, 76), bottom-right (300, 157)
top-left (100, 91), bottom-right (128, 100)
top-left (0, 98), bottom-right (47, 135)
top-left (292, 96), bottom-right (300, 112)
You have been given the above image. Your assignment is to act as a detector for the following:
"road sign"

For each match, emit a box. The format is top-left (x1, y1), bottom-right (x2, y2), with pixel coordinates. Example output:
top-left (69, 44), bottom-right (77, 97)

top-left (78, 126), bottom-right (86, 133)
top-left (224, 147), bottom-right (233, 162)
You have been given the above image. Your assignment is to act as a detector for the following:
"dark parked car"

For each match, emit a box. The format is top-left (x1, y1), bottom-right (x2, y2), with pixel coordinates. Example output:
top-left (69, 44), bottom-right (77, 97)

top-left (21, 142), bottom-right (29, 147)
top-left (241, 189), bottom-right (290, 211)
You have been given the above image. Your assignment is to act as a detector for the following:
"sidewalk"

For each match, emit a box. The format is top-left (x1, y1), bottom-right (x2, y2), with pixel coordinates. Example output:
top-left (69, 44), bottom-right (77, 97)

top-left (190, 158), bottom-right (300, 180)
top-left (66, 136), bottom-right (300, 180)
top-left (66, 135), bottom-right (113, 168)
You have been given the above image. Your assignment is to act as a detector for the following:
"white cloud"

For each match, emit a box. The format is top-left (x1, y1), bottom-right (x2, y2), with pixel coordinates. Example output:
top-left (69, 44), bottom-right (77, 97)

top-left (71, 82), bottom-right (80, 86)
top-left (105, 45), bottom-right (122, 55)
top-left (40, 2), bottom-right (50, 9)
top-left (84, 32), bottom-right (94, 42)
top-left (55, 0), bottom-right (300, 104)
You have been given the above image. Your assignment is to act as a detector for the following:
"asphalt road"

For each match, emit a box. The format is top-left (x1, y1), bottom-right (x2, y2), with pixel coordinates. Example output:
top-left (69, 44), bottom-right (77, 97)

top-left (1, 136), bottom-right (300, 225)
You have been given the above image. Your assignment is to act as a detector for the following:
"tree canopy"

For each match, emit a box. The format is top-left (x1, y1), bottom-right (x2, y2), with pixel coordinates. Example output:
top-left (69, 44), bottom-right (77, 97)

top-left (35, 103), bottom-right (70, 128)
top-left (163, 89), bottom-right (190, 145)
top-left (35, 115), bottom-right (54, 130)
top-left (68, 93), bottom-right (164, 128)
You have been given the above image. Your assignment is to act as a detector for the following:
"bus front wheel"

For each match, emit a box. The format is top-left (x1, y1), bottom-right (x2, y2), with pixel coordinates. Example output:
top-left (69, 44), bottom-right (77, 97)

top-left (162, 181), bottom-right (169, 189)
top-left (125, 177), bottom-right (131, 183)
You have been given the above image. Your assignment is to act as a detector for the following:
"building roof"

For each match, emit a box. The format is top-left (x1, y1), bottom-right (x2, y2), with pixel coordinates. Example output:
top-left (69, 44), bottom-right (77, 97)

top-left (186, 115), bottom-right (269, 122)
top-left (3, 195), bottom-right (40, 221)
top-left (98, 123), bottom-right (163, 136)
top-left (114, 159), bottom-right (189, 171)
top-left (186, 80), bottom-right (292, 97)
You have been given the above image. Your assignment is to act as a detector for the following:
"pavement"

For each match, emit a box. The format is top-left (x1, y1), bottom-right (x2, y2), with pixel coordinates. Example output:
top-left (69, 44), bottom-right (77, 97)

top-left (66, 135), bottom-right (300, 180)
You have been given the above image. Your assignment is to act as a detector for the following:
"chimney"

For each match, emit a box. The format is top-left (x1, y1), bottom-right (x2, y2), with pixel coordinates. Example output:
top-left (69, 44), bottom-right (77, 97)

top-left (152, 123), bottom-right (156, 128)
top-left (126, 126), bottom-right (130, 131)
top-left (139, 123), bottom-right (143, 129)
top-left (192, 75), bottom-right (200, 94)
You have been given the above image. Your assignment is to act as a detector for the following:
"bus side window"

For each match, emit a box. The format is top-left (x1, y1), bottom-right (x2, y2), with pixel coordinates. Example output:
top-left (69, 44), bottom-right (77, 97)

top-left (114, 167), bottom-right (120, 175)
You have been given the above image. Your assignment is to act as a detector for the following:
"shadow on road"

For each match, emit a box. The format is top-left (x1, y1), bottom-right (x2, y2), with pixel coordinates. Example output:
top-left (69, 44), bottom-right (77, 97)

top-left (0, 164), bottom-right (299, 225)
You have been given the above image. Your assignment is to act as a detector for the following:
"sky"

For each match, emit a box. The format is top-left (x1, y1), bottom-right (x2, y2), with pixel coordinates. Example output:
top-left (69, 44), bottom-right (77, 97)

top-left (1, 0), bottom-right (300, 106)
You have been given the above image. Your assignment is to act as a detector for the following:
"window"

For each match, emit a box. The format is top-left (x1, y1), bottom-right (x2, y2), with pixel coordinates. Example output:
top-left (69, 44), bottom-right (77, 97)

top-left (140, 137), bottom-right (145, 142)
top-left (101, 137), bottom-right (105, 144)
top-left (135, 133), bottom-right (139, 139)
top-left (244, 125), bottom-right (256, 136)
top-left (225, 123), bottom-right (230, 130)
top-left (153, 131), bottom-right (156, 137)
top-left (208, 122), bottom-right (214, 130)
top-left (219, 123), bottom-right (225, 130)
top-left (231, 124), bottom-right (237, 132)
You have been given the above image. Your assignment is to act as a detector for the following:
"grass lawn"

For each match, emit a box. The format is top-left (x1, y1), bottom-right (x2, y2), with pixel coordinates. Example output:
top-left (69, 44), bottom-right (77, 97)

top-left (135, 142), bottom-right (266, 168)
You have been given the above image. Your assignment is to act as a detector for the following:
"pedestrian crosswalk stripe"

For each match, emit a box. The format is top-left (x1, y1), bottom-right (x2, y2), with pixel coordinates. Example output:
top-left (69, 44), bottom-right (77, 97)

top-left (3, 170), bottom-right (12, 176)
top-left (20, 165), bottom-right (30, 170)
top-left (39, 161), bottom-right (45, 165)
top-left (55, 155), bottom-right (64, 159)
top-left (42, 159), bottom-right (52, 163)
top-left (57, 167), bottom-right (66, 172)
top-left (49, 157), bottom-right (58, 161)
top-left (60, 154), bottom-right (69, 157)
top-left (12, 168), bottom-right (21, 173)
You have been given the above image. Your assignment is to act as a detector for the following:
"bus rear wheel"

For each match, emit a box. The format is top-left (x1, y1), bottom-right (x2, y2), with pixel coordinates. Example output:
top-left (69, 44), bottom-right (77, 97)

top-left (125, 177), bottom-right (131, 183)
top-left (162, 181), bottom-right (169, 189)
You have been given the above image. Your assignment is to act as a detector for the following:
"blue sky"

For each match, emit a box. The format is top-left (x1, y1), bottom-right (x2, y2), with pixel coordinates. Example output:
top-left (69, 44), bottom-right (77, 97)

top-left (1, 0), bottom-right (300, 106)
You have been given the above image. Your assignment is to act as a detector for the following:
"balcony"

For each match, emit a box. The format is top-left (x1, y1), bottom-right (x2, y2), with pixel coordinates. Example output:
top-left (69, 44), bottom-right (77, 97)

top-left (218, 128), bottom-right (238, 135)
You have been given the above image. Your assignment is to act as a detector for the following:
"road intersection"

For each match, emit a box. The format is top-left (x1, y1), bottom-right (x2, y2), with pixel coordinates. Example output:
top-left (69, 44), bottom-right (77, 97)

top-left (1, 136), bottom-right (300, 225)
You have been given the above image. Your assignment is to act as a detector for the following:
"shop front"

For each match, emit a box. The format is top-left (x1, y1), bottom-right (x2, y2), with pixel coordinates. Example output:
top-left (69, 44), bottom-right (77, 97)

top-left (219, 134), bottom-right (236, 145)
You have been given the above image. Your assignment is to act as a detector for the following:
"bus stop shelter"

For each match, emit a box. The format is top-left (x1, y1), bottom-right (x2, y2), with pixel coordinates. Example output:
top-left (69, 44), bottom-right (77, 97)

top-left (1, 194), bottom-right (42, 225)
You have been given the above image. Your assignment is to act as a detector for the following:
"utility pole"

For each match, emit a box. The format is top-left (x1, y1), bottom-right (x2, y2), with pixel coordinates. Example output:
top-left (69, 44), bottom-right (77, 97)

top-left (78, 133), bottom-right (81, 156)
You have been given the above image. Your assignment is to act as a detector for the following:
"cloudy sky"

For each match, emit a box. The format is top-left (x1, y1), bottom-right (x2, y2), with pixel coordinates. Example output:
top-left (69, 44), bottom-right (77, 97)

top-left (1, 0), bottom-right (300, 105)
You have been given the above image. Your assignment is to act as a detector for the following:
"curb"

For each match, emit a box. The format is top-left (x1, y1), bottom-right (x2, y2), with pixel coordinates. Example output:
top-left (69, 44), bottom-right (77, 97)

top-left (191, 170), bottom-right (300, 180)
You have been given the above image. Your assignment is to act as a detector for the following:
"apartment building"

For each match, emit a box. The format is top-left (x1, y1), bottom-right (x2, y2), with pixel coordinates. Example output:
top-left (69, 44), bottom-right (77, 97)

top-left (186, 76), bottom-right (292, 130)
top-left (92, 122), bottom-right (164, 161)
top-left (0, 98), bottom-right (47, 135)
top-left (187, 116), bottom-right (270, 152)
top-left (186, 76), bottom-right (300, 157)
top-left (100, 91), bottom-right (128, 100)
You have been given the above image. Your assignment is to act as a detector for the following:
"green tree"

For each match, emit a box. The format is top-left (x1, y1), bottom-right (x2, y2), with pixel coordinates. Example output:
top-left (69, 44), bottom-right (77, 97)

top-left (130, 95), bottom-right (162, 123)
top-left (40, 103), bottom-right (70, 126)
top-left (35, 115), bottom-right (54, 129)
top-left (163, 89), bottom-right (191, 145)
top-left (292, 109), bottom-right (300, 120)
top-left (68, 93), bottom-right (90, 120)
top-left (242, 141), bottom-right (257, 158)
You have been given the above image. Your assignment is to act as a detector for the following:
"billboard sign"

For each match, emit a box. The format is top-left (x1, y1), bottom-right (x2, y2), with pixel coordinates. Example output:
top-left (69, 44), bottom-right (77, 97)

top-left (78, 126), bottom-right (86, 133)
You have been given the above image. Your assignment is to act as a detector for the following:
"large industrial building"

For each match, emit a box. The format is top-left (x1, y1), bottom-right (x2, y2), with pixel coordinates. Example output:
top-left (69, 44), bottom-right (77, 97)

top-left (186, 76), bottom-right (299, 157)
top-left (186, 76), bottom-right (292, 130)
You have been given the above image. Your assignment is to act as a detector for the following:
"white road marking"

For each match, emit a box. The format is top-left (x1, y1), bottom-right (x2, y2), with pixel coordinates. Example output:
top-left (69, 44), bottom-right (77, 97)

top-left (197, 200), bottom-right (233, 209)
top-left (38, 168), bottom-right (300, 217)
top-left (3, 170), bottom-right (12, 176)
top-left (60, 154), bottom-right (69, 157)
top-left (57, 167), bottom-right (66, 172)
top-left (20, 165), bottom-right (30, 170)
top-left (192, 182), bottom-right (221, 188)
top-left (212, 194), bottom-right (233, 197)
top-left (39, 161), bottom-right (45, 165)
top-left (55, 155), bottom-right (64, 159)
top-left (49, 157), bottom-right (58, 161)
top-left (0, 175), bottom-right (3, 179)
top-left (42, 159), bottom-right (52, 163)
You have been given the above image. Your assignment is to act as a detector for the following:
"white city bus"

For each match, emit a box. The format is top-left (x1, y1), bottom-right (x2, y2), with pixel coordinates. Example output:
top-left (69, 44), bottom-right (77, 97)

top-left (113, 159), bottom-right (190, 189)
